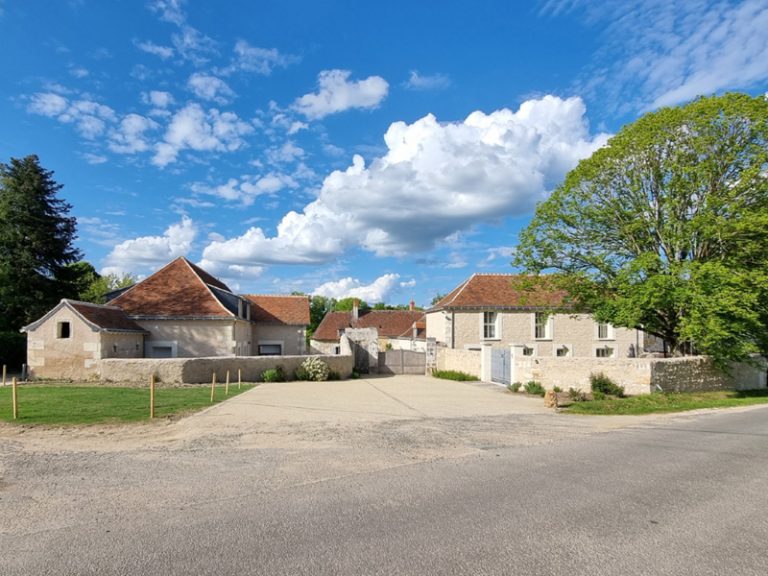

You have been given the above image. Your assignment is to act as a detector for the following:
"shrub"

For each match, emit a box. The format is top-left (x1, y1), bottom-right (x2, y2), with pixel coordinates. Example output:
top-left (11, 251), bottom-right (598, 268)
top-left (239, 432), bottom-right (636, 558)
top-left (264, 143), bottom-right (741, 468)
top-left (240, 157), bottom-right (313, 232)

top-left (432, 370), bottom-right (478, 381)
top-left (508, 381), bottom-right (523, 393)
top-left (300, 356), bottom-right (330, 382)
top-left (590, 372), bottom-right (625, 397)
top-left (293, 365), bottom-right (310, 381)
top-left (351, 370), bottom-right (361, 379)
top-left (261, 366), bottom-right (285, 382)
top-left (568, 387), bottom-right (586, 402)
top-left (553, 386), bottom-right (562, 393)
top-left (524, 380), bottom-right (546, 397)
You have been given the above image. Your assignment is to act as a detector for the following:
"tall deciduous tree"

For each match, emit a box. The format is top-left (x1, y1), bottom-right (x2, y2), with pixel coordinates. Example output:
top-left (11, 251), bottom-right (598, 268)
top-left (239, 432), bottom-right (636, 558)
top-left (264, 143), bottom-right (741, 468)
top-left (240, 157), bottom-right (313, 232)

top-left (0, 155), bottom-right (81, 331)
top-left (515, 93), bottom-right (768, 363)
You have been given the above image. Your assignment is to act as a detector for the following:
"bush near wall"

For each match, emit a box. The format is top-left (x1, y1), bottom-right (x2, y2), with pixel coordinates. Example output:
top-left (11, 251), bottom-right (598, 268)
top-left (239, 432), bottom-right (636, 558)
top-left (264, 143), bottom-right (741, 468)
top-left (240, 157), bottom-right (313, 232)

top-left (0, 332), bottom-right (26, 370)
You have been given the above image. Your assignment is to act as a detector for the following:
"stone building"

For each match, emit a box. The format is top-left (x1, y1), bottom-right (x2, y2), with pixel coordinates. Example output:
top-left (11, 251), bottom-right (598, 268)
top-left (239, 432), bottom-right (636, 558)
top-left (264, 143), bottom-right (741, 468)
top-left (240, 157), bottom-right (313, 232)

top-left (426, 273), bottom-right (650, 358)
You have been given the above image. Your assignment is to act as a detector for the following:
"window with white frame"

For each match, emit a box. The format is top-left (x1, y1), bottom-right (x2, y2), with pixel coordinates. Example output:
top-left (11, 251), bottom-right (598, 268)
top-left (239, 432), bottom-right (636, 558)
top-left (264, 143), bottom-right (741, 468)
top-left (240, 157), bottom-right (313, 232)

top-left (483, 311), bottom-right (499, 339)
top-left (534, 313), bottom-right (551, 340)
top-left (595, 346), bottom-right (614, 358)
top-left (597, 322), bottom-right (614, 340)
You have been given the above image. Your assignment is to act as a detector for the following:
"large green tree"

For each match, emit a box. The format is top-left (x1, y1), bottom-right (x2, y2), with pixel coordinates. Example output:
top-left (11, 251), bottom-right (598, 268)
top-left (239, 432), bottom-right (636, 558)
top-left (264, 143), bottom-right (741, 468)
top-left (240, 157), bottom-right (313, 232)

top-left (0, 155), bottom-right (81, 331)
top-left (61, 261), bottom-right (137, 304)
top-left (515, 93), bottom-right (768, 363)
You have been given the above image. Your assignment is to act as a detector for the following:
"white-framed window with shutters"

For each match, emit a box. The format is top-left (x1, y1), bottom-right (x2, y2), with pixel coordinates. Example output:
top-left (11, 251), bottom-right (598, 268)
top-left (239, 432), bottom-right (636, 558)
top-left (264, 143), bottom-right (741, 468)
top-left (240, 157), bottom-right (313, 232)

top-left (597, 322), bottom-right (615, 340)
top-left (533, 312), bottom-right (552, 340)
top-left (482, 311), bottom-right (499, 340)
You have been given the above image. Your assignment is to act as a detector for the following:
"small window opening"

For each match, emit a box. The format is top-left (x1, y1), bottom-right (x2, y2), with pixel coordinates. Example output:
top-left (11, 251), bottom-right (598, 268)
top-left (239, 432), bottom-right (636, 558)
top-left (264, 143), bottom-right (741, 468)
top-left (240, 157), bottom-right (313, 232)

top-left (57, 321), bottom-right (71, 339)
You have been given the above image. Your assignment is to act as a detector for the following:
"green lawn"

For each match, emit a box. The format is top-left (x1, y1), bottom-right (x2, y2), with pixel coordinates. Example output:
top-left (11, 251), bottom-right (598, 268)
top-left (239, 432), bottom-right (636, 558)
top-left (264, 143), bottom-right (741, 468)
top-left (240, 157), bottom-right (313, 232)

top-left (565, 389), bottom-right (768, 415)
top-left (0, 383), bottom-right (256, 425)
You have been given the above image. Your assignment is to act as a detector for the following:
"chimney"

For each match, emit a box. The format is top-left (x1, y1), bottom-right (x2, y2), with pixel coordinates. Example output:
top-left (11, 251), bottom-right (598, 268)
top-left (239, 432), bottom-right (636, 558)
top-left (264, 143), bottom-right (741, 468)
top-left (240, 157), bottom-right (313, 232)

top-left (352, 298), bottom-right (359, 323)
top-left (409, 299), bottom-right (415, 312)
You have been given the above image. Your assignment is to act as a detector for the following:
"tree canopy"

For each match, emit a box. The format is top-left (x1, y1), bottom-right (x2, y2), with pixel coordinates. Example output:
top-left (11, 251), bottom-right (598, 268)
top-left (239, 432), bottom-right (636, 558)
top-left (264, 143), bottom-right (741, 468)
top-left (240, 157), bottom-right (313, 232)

top-left (0, 155), bottom-right (81, 331)
top-left (515, 93), bottom-right (768, 363)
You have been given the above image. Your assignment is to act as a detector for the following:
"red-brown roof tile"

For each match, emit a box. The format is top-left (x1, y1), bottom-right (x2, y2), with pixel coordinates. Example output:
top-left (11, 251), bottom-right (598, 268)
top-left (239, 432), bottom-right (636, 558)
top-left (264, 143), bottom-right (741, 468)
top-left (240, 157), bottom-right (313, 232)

top-left (244, 295), bottom-right (310, 325)
top-left (313, 310), bottom-right (425, 341)
top-left (69, 301), bottom-right (147, 333)
top-left (108, 257), bottom-right (234, 318)
top-left (432, 274), bottom-right (567, 310)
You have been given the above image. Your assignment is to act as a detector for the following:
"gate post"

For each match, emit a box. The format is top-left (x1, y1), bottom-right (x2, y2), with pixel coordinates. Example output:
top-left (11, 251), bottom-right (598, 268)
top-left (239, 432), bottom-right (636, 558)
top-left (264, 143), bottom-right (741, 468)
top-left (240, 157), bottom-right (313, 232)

top-left (510, 344), bottom-right (526, 385)
top-left (481, 344), bottom-right (492, 382)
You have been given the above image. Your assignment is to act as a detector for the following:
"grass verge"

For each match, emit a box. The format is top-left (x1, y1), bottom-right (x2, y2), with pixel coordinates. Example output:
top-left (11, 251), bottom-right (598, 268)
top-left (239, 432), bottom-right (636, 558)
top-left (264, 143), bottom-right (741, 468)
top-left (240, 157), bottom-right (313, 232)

top-left (0, 383), bottom-right (256, 425)
top-left (431, 370), bottom-right (478, 382)
top-left (565, 389), bottom-right (768, 415)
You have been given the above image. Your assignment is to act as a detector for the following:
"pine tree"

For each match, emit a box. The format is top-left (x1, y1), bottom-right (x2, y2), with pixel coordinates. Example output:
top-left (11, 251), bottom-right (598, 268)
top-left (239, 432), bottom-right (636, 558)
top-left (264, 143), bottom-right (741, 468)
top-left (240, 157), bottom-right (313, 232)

top-left (0, 155), bottom-right (81, 331)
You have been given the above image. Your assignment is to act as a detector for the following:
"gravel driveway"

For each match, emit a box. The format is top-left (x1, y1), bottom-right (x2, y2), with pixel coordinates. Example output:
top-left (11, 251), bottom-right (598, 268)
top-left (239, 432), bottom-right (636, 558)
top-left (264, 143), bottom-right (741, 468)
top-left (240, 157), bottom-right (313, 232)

top-left (0, 374), bottom-right (669, 574)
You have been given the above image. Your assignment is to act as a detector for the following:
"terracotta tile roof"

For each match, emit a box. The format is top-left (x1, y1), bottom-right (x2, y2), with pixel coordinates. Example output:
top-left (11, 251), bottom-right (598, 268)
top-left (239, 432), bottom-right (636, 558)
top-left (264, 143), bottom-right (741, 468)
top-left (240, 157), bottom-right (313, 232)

top-left (107, 257), bottom-right (235, 318)
top-left (432, 274), bottom-right (567, 310)
top-left (22, 299), bottom-right (147, 333)
top-left (69, 301), bottom-right (147, 333)
top-left (244, 295), bottom-right (310, 325)
top-left (313, 310), bottom-right (425, 341)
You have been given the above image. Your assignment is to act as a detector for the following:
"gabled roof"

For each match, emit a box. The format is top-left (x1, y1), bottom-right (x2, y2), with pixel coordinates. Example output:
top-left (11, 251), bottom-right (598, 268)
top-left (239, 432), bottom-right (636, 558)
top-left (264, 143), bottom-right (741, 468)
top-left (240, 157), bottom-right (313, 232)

top-left (107, 257), bottom-right (237, 319)
top-left (313, 310), bottom-right (425, 341)
top-left (244, 295), bottom-right (310, 325)
top-left (22, 299), bottom-right (147, 334)
top-left (430, 274), bottom-right (567, 311)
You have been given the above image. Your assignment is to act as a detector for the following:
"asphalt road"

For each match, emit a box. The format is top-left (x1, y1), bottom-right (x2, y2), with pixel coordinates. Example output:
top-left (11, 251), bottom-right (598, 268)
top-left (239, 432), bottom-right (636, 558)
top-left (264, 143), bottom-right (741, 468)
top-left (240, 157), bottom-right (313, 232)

top-left (2, 403), bottom-right (767, 575)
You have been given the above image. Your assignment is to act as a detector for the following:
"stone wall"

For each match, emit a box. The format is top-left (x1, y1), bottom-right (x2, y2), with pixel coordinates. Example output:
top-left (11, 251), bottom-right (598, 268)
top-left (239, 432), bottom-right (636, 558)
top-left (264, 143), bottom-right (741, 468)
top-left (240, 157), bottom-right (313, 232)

top-left (510, 355), bottom-right (767, 395)
top-left (513, 357), bottom-right (654, 395)
top-left (98, 354), bottom-right (354, 384)
top-left (650, 356), bottom-right (767, 392)
top-left (435, 347), bottom-right (481, 378)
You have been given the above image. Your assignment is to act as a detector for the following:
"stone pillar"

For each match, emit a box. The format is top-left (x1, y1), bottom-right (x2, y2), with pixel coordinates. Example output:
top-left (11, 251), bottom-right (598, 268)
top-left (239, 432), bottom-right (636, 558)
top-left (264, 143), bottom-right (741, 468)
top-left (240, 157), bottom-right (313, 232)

top-left (481, 343), bottom-right (492, 382)
top-left (510, 344), bottom-right (526, 385)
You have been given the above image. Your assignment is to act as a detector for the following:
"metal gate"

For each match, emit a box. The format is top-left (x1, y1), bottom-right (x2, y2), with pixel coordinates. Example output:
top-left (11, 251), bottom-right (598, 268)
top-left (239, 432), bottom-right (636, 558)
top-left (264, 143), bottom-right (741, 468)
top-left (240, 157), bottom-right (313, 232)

top-left (491, 348), bottom-right (510, 385)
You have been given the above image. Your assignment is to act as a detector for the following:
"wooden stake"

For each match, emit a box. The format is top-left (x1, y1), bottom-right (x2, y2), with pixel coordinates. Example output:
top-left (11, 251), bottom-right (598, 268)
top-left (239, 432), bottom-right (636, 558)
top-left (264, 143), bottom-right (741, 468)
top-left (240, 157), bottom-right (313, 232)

top-left (150, 374), bottom-right (156, 419)
top-left (12, 377), bottom-right (18, 420)
top-left (225, 370), bottom-right (230, 396)
top-left (238, 368), bottom-right (242, 390)
top-left (2, 364), bottom-right (6, 387)
top-left (210, 372), bottom-right (217, 403)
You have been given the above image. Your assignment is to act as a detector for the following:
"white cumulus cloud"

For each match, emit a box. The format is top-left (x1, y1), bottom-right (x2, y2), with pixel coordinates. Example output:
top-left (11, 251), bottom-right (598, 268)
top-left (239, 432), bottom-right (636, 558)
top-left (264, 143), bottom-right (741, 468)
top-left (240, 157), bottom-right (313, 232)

top-left (187, 73), bottom-right (235, 104)
top-left (28, 93), bottom-right (116, 139)
top-left (293, 69), bottom-right (389, 120)
top-left (109, 114), bottom-right (159, 154)
top-left (152, 103), bottom-right (254, 167)
top-left (201, 95), bottom-right (608, 266)
top-left (190, 172), bottom-right (297, 205)
top-left (220, 40), bottom-right (298, 75)
top-left (102, 216), bottom-right (197, 276)
top-left (313, 274), bottom-right (402, 303)
top-left (135, 40), bottom-right (174, 59)
top-left (403, 70), bottom-right (451, 91)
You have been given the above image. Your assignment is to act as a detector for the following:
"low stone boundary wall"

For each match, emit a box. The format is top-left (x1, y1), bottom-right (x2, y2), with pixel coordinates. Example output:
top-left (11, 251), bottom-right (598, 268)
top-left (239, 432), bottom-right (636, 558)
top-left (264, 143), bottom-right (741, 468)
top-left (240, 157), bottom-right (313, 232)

top-left (99, 354), bottom-right (354, 384)
top-left (650, 356), bottom-right (767, 393)
top-left (513, 357), bottom-right (655, 395)
top-left (435, 348), bottom-right (481, 378)
top-left (511, 355), bottom-right (766, 395)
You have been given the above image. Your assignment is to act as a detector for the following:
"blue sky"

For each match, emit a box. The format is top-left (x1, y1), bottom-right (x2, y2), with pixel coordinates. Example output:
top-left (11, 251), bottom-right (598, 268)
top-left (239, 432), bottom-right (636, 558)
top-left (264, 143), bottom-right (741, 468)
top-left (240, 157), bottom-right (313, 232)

top-left (2, 0), bottom-right (767, 305)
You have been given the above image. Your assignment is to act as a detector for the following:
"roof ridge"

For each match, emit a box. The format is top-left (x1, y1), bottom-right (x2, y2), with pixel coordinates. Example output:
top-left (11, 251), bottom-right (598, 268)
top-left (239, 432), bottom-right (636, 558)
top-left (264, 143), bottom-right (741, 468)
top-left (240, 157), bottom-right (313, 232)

top-left (444, 273), bottom-right (475, 306)
top-left (64, 298), bottom-right (124, 310)
top-left (182, 259), bottom-right (236, 318)
top-left (245, 294), bottom-right (307, 298)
